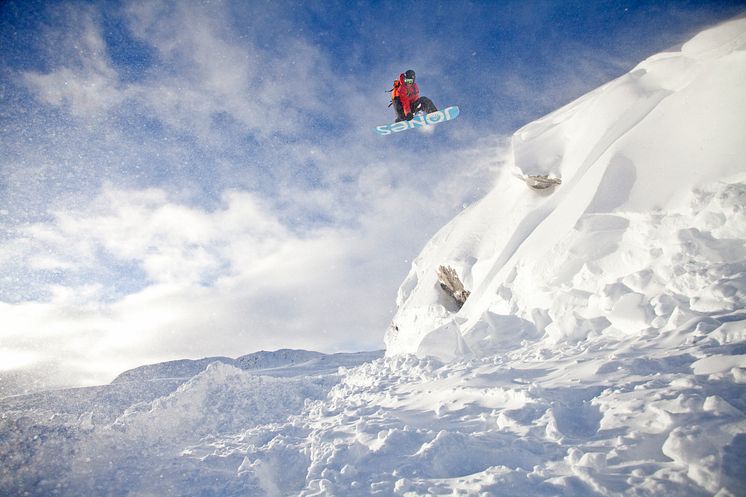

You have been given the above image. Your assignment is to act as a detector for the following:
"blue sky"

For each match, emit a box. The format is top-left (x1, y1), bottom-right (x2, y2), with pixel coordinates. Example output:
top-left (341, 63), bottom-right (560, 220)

top-left (1, 0), bottom-right (744, 389)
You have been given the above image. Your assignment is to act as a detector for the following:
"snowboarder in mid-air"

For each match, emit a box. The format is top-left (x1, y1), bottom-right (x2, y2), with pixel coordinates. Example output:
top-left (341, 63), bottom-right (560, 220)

top-left (390, 69), bottom-right (438, 122)
top-left (375, 69), bottom-right (457, 135)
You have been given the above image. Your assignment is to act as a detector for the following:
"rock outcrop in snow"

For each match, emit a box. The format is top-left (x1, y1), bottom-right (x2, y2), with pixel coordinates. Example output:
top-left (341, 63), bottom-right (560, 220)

top-left (385, 16), bottom-right (746, 361)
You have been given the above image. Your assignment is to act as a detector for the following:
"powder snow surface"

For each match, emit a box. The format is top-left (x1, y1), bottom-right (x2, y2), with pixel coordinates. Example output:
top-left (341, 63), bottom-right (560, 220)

top-left (2, 17), bottom-right (746, 497)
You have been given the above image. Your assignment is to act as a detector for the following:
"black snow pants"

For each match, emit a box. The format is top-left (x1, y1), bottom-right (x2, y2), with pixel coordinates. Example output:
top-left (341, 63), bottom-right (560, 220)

top-left (393, 97), bottom-right (438, 122)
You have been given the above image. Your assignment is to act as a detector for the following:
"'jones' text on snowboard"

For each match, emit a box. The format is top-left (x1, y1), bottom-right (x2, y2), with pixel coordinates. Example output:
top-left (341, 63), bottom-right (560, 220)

top-left (376, 106), bottom-right (460, 135)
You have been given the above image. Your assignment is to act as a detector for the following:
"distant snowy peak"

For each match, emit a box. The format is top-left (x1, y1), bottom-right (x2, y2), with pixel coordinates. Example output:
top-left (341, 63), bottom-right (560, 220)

top-left (112, 356), bottom-right (234, 383)
top-left (386, 16), bottom-right (746, 359)
top-left (236, 348), bottom-right (324, 370)
top-left (112, 349), bottom-right (383, 384)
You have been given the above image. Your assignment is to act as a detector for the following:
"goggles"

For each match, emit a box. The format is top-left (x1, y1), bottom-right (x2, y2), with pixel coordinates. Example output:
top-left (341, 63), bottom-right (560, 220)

top-left (404, 78), bottom-right (414, 84)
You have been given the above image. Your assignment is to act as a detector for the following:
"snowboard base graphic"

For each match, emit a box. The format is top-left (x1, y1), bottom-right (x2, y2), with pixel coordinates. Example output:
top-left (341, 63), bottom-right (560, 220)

top-left (375, 106), bottom-right (459, 135)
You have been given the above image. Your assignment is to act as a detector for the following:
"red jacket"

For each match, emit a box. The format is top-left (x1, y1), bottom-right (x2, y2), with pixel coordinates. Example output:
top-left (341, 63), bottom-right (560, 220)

top-left (392, 73), bottom-right (419, 115)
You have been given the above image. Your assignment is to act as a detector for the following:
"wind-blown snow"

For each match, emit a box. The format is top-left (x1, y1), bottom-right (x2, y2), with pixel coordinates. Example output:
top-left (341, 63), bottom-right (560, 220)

top-left (2, 17), bottom-right (746, 497)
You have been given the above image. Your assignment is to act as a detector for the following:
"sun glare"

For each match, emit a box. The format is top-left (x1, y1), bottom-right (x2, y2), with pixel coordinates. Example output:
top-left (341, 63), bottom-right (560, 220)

top-left (0, 349), bottom-right (38, 371)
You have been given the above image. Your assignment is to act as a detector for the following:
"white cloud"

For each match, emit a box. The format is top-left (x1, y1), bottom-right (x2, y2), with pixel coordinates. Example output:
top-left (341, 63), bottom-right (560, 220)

top-left (22, 5), bottom-right (127, 117)
top-left (17, 186), bottom-right (289, 285)
top-left (0, 349), bottom-right (38, 372)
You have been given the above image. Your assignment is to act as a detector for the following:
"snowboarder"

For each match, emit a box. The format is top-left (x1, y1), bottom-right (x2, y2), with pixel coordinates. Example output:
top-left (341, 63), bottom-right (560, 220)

top-left (391, 69), bottom-right (438, 122)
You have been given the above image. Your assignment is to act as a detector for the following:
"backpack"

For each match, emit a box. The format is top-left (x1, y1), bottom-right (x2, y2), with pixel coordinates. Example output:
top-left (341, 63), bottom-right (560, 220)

top-left (388, 79), bottom-right (403, 107)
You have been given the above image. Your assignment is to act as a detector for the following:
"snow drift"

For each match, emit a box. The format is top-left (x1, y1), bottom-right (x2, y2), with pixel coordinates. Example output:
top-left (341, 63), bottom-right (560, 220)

top-left (385, 16), bottom-right (746, 361)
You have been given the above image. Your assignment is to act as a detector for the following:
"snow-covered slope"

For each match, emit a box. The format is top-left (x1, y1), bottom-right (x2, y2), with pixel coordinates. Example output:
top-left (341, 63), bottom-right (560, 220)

top-left (0, 349), bottom-right (382, 495)
top-left (385, 16), bottom-right (746, 360)
top-left (2, 17), bottom-right (746, 497)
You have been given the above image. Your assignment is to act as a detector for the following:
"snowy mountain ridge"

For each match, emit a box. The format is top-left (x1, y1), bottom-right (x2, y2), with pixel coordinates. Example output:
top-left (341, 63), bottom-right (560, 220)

top-left (111, 348), bottom-right (380, 383)
top-left (2, 16), bottom-right (746, 497)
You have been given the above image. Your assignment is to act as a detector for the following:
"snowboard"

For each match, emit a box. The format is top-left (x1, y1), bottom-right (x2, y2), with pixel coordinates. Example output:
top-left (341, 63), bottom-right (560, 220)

top-left (375, 106), bottom-right (460, 135)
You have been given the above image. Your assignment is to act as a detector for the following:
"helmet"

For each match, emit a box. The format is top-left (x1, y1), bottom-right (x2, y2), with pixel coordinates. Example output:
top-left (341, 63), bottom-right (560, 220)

top-left (404, 69), bottom-right (416, 80)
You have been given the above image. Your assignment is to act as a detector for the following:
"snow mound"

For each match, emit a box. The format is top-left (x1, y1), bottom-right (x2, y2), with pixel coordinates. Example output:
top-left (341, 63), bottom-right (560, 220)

top-left (385, 16), bottom-right (746, 360)
top-left (0, 350), bottom-right (381, 496)
top-left (112, 362), bottom-right (328, 442)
